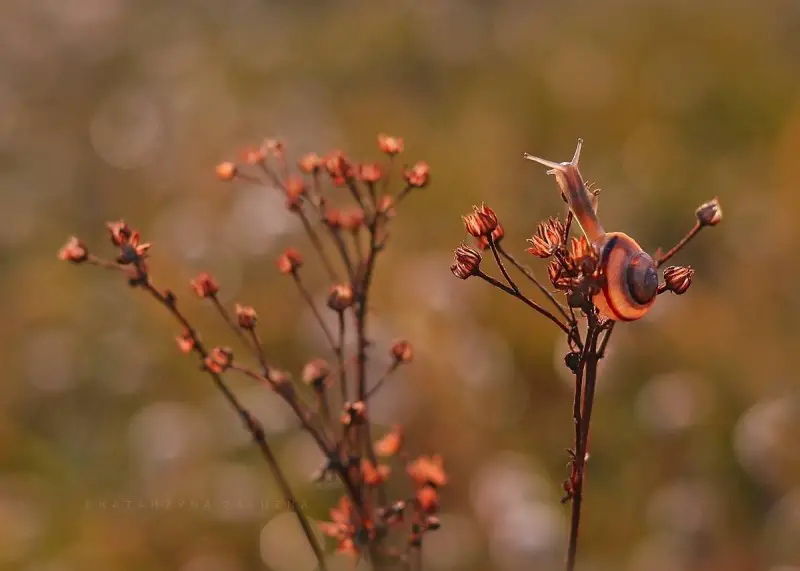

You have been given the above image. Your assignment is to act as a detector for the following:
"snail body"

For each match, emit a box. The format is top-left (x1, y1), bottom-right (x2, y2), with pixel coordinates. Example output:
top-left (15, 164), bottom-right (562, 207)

top-left (524, 140), bottom-right (658, 322)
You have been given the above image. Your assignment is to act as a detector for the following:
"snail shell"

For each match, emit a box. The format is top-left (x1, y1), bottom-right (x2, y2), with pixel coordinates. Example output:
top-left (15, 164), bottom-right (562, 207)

top-left (524, 140), bottom-right (658, 321)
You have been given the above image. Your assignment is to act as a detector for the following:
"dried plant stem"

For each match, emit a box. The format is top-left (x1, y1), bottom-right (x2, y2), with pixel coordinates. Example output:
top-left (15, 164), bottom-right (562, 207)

top-left (292, 273), bottom-right (337, 350)
top-left (497, 244), bottom-right (570, 322)
top-left (133, 278), bottom-right (327, 571)
top-left (336, 311), bottom-right (349, 406)
top-left (476, 270), bottom-right (572, 337)
top-left (656, 221), bottom-right (702, 268)
top-left (298, 210), bottom-right (340, 282)
top-left (566, 320), bottom-right (601, 571)
top-left (364, 361), bottom-right (400, 400)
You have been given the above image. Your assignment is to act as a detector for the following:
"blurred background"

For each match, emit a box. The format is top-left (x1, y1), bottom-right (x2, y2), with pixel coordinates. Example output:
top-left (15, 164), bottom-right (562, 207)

top-left (4, 0), bottom-right (800, 570)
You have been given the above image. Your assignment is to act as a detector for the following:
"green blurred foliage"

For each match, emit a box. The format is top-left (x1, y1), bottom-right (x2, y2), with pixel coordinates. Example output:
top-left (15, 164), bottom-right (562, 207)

top-left (3, 0), bottom-right (800, 570)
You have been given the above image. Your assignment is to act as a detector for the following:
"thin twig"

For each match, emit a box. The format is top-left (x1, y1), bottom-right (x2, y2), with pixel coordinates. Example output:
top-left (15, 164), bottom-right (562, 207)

top-left (476, 270), bottom-right (572, 337)
top-left (487, 235), bottom-right (520, 294)
top-left (292, 273), bottom-right (337, 350)
top-left (364, 361), bottom-right (400, 400)
top-left (656, 221), bottom-right (703, 268)
top-left (129, 278), bottom-right (328, 571)
top-left (497, 244), bottom-right (571, 322)
top-left (298, 210), bottom-right (340, 282)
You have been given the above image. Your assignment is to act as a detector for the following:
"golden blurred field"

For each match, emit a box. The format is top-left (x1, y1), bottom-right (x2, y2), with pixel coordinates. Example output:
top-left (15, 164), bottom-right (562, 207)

top-left (3, 1), bottom-right (800, 570)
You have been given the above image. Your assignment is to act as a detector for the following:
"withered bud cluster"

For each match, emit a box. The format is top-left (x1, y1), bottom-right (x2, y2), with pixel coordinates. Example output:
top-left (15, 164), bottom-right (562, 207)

top-left (450, 244), bottom-right (482, 280)
top-left (463, 203), bottom-right (499, 237)
top-left (527, 217), bottom-right (566, 258)
top-left (59, 132), bottom-right (445, 567)
top-left (662, 265), bottom-right (694, 295)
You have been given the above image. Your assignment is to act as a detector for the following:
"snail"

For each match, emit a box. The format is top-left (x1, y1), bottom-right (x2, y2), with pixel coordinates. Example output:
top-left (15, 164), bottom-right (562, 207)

top-left (524, 139), bottom-right (658, 322)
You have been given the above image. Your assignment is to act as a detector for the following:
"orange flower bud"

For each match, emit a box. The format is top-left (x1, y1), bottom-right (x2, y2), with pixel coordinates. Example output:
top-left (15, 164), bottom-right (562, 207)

top-left (298, 152), bottom-right (321, 174)
top-left (205, 346), bottom-right (233, 373)
top-left (302, 358), bottom-right (330, 388)
top-left (277, 248), bottom-right (303, 275)
top-left (475, 224), bottom-right (505, 250)
top-left (176, 329), bottom-right (195, 354)
top-left (58, 236), bottom-right (88, 264)
top-left (327, 283), bottom-right (354, 311)
top-left (390, 340), bottom-right (414, 363)
top-left (377, 133), bottom-right (404, 156)
top-left (190, 272), bottom-right (219, 299)
top-left (215, 161), bottom-right (237, 181)
top-left (403, 161), bottom-right (430, 188)
top-left (235, 303), bottom-right (258, 329)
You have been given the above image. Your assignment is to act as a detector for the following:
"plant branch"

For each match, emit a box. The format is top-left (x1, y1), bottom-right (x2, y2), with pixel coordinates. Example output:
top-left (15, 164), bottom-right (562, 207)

top-left (476, 270), bottom-right (572, 337)
top-left (656, 221), bottom-right (703, 268)
top-left (292, 273), bottom-right (338, 351)
top-left (497, 244), bottom-right (571, 322)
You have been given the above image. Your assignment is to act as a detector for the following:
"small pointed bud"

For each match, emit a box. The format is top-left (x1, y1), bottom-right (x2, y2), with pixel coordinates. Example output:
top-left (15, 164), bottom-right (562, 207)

top-left (277, 248), bottom-right (303, 275)
top-left (58, 236), bottom-right (89, 263)
top-left (205, 346), bottom-right (233, 373)
top-left (476, 224), bottom-right (505, 250)
top-left (176, 329), bottom-right (195, 354)
top-left (298, 152), bottom-right (322, 174)
top-left (191, 272), bottom-right (219, 299)
top-left (415, 485), bottom-right (439, 513)
top-left (390, 340), bottom-right (414, 364)
top-left (327, 283), bottom-right (354, 312)
top-left (235, 303), bottom-right (258, 329)
top-left (695, 197), bottom-right (722, 227)
top-left (663, 265), bottom-right (694, 295)
top-left (302, 358), bottom-right (330, 389)
top-left (215, 161), bottom-right (237, 181)
top-left (361, 459), bottom-right (391, 486)
top-left (450, 244), bottom-right (482, 279)
top-left (403, 161), bottom-right (430, 188)
top-left (462, 203), bottom-right (498, 237)
top-left (378, 134), bottom-right (404, 156)
top-left (341, 400), bottom-right (367, 426)
top-left (358, 163), bottom-right (383, 183)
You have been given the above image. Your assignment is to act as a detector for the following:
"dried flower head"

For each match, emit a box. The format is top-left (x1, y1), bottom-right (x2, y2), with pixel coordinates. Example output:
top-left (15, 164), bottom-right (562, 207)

top-left (116, 231), bottom-right (151, 265)
top-left (696, 197), bottom-right (722, 227)
top-left (324, 151), bottom-right (354, 185)
top-left (205, 346), bottom-right (233, 374)
top-left (191, 272), bottom-right (219, 299)
top-left (106, 220), bottom-right (132, 246)
top-left (176, 329), bottom-right (195, 354)
top-left (390, 340), bottom-right (414, 363)
top-left (262, 139), bottom-right (285, 156)
top-left (527, 217), bottom-right (565, 258)
top-left (302, 358), bottom-right (330, 388)
top-left (359, 163), bottom-right (383, 183)
top-left (235, 303), bottom-right (258, 329)
top-left (375, 425), bottom-right (404, 457)
top-left (450, 244), bottom-right (482, 279)
top-left (404, 161), bottom-right (430, 188)
top-left (416, 485), bottom-right (440, 513)
top-left (407, 454), bottom-right (447, 488)
top-left (378, 133), bottom-right (404, 156)
top-left (328, 283), bottom-right (354, 312)
top-left (663, 265), bottom-right (694, 295)
top-left (341, 400), bottom-right (366, 426)
top-left (298, 152), bottom-right (321, 174)
top-left (58, 236), bottom-right (88, 264)
top-left (277, 248), bottom-right (303, 275)
top-left (361, 459), bottom-right (391, 486)
top-left (215, 161), bottom-right (237, 181)
top-left (463, 203), bottom-right (499, 237)
top-left (476, 224), bottom-right (505, 250)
